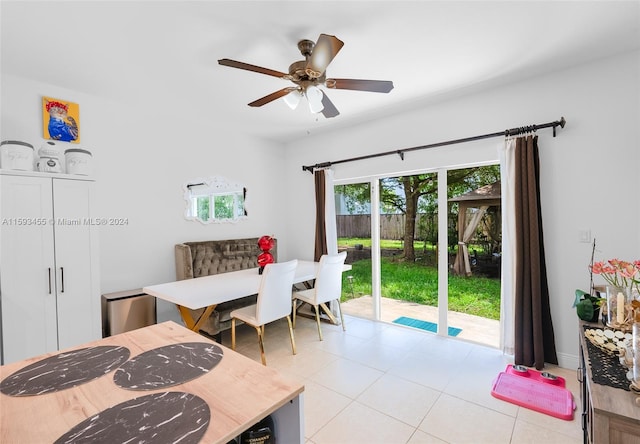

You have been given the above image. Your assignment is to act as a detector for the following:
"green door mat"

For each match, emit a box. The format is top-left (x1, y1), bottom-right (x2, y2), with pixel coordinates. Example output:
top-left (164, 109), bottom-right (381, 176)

top-left (393, 316), bottom-right (462, 337)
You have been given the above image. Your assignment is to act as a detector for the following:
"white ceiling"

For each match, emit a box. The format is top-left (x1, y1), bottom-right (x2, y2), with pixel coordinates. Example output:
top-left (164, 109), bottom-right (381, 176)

top-left (2, 1), bottom-right (639, 143)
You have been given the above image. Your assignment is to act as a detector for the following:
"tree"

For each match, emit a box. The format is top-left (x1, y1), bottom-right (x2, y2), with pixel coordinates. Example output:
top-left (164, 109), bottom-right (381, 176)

top-left (396, 175), bottom-right (436, 261)
top-left (196, 196), bottom-right (210, 221)
top-left (334, 165), bottom-right (500, 262)
top-left (380, 165), bottom-right (500, 262)
top-left (336, 183), bottom-right (371, 215)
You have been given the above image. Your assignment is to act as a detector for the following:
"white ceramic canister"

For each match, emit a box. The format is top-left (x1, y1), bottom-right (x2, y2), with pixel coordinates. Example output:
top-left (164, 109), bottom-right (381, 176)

top-left (38, 140), bottom-right (61, 159)
top-left (37, 156), bottom-right (62, 173)
top-left (65, 148), bottom-right (93, 175)
top-left (1, 140), bottom-right (34, 171)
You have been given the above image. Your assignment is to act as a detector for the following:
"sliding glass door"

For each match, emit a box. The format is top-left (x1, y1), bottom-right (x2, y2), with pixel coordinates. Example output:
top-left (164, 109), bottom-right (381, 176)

top-left (335, 164), bottom-right (501, 348)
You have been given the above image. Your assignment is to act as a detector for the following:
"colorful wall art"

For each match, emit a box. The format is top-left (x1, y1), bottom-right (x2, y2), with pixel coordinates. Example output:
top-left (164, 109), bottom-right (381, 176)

top-left (42, 96), bottom-right (80, 143)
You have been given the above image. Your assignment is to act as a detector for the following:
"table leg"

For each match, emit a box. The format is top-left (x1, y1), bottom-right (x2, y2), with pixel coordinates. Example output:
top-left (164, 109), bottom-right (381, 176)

top-left (177, 305), bottom-right (217, 332)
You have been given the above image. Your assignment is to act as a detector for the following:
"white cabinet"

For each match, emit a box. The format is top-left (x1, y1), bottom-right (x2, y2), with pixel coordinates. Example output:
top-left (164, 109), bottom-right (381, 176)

top-left (0, 172), bottom-right (100, 364)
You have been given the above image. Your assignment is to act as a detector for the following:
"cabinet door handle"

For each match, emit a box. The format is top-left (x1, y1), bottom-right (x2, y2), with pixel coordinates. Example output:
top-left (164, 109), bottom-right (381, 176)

top-left (577, 366), bottom-right (583, 383)
top-left (48, 268), bottom-right (52, 294)
top-left (60, 267), bottom-right (65, 293)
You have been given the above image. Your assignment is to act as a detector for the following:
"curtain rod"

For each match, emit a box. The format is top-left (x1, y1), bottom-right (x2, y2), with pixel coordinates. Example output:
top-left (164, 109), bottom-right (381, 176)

top-left (301, 116), bottom-right (566, 173)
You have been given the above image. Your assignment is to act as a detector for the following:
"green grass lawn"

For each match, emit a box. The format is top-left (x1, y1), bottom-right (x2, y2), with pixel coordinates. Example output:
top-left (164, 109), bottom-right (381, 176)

top-left (338, 237), bottom-right (485, 255)
top-left (342, 258), bottom-right (501, 320)
top-left (339, 237), bottom-right (432, 250)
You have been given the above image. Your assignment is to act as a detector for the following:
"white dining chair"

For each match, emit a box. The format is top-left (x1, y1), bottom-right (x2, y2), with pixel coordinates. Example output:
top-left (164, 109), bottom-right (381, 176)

top-left (230, 259), bottom-right (298, 366)
top-left (292, 251), bottom-right (347, 341)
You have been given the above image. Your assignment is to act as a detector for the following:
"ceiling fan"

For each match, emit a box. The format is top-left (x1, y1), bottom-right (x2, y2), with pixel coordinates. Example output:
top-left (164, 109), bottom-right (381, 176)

top-left (218, 34), bottom-right (394, 118)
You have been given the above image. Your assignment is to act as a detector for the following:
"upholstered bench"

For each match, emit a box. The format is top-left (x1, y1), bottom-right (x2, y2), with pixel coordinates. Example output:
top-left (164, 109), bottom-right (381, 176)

top-left (174, 237), bottom-right (277, 340)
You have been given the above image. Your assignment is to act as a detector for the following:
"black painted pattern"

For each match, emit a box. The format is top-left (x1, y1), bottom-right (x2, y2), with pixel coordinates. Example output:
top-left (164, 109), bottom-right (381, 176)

top-left (54, 391), bottom-right (210, 444)
top-left (0, 346), bottom-right (130, 396)
top-left (113, 342), bottom-right (223, 390)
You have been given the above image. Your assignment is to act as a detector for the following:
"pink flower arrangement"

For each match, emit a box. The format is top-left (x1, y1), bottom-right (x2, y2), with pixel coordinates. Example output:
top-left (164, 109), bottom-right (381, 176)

top-left (590, 259), bottom-right (640, 291)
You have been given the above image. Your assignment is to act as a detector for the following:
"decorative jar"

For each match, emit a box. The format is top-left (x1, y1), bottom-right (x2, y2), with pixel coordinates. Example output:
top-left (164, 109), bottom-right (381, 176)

top-left (37, 156), bottom-right (62, 173)
top-left (258, 235), bottom-right (275, 252)
top-left (65, 148), bottom-right (92, 175)
top-left (38, 141), bottom-right (61, 158)
top-left (257, 235), bottom-right (275, 275)
top-left (1, 140), bottom-right (34, 171)
top-left (257, 252), bottom-right (274, 275)
top-left (606, 285), bottom-right (633, 331)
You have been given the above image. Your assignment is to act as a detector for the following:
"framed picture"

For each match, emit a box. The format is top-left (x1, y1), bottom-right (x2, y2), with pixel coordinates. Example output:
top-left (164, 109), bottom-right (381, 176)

top-left (42, 96), bottom-right (80, 143)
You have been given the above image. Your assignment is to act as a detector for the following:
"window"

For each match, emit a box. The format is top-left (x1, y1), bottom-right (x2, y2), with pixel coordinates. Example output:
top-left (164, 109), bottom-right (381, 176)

top-left (184, 176), bottom-right (247, 223)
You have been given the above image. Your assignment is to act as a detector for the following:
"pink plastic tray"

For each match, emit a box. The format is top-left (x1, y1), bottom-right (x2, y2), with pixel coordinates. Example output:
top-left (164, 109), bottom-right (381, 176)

top-left (491, 367), bottom-right (575, 420)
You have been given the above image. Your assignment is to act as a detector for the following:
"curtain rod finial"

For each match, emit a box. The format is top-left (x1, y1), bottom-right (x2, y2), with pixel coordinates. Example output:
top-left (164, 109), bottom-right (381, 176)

top-left (553, 117), bottom-right (566, 137)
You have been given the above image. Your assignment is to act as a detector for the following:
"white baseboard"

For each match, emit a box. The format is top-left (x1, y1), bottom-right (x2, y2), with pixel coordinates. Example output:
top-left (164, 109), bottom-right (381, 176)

top-left (557, 352), bottom-right (579, 371)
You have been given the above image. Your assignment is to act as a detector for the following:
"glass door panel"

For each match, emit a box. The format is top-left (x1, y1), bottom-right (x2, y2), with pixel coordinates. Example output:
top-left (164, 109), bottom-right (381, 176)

top-left (377, 173), bottom-right (439, 328)
top-left (334, 182), bottom-right (374, 320)
top-left (447, 165), bottom-right (501, 346)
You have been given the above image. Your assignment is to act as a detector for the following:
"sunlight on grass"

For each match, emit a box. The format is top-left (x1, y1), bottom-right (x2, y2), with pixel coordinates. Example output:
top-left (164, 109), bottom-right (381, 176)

top-left (338, 237), bottom-right (433, 251)
top-left (342, 258), bottom-right (501, 320)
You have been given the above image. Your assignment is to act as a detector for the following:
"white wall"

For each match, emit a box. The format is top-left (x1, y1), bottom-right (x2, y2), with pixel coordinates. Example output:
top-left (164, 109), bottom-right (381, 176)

top-left (2, 48), bottom-right (638, 366)
top-left (1, 74), bottom-right (289, 321)
top-left (283, 50), bottom-right (640, 368)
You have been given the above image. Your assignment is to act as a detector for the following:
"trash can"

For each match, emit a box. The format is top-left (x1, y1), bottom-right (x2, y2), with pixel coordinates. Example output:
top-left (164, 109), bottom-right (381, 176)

top-left (101, 289), bottom-right (157, 337)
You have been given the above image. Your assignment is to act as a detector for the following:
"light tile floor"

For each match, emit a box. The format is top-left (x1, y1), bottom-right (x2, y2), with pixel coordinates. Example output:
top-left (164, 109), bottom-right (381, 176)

top-left (221, 314), bottom-right (582, 444)
top-left (341, 296), bottom-right (501, 349)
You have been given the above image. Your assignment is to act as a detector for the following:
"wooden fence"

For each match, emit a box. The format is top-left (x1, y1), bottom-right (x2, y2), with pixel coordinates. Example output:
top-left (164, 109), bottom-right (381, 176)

top-left (337, 214), bottom-right (437, 240)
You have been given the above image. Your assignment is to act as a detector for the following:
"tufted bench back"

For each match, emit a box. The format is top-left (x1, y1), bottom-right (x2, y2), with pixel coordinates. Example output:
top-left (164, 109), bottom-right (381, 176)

top-left (174, 238), bottom-right (278, 338)
top-left (175, 238), bottom-right (278, 281)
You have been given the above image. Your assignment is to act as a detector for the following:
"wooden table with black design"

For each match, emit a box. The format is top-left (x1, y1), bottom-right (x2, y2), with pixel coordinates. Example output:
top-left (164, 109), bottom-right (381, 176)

top-left (0, 321), bottom-right (304, 443)
top-left (579, 320), bottom-right (640, 443)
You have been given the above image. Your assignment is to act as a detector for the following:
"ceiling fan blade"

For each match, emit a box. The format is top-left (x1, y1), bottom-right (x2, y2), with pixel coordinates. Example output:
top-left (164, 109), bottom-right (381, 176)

top-left (326, 78), bottom-right (394, 93)
top-left (248, 87), bottom-right (297, 107)
top-left (306, 34), bottom-right (344, 78)
top-left (321, 92), bottom-right (340, 118)
top-left (218, 58), bottom-right (288, 78)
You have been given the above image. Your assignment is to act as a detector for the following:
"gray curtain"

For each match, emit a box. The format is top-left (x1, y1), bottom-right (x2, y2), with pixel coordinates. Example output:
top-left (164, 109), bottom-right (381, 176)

top-left (513, 135), bottom-right (558, 369)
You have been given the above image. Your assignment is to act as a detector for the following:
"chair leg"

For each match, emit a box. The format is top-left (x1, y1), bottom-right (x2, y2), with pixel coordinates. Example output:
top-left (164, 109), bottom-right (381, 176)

top-left (292, 299), bottom-right (297, 329)
top-left (335, 299), bottom-right (346, 332)
top-left (256, 326), bottom-right (266, 366)
top-left (314, 304), bottom-right (323, 341)
top-left (231, 318), bottom-right (236, 350)
top-left (286, 315), bottom-right (297, 355)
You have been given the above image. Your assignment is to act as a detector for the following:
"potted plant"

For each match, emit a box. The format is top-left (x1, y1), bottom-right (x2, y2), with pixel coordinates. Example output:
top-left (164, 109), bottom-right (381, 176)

top-left (573, 239), bottom-right (605, 322)
top-left (573, 289), bottom-right (604, 322)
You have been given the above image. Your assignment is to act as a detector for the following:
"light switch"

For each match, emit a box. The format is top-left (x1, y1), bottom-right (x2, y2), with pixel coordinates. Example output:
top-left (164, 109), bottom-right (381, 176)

top-left (578, 228), bottom-right (591, 243)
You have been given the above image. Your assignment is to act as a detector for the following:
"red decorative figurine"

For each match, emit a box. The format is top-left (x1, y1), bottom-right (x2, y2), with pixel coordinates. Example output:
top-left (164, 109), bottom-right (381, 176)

top-left (257, 235), bottom-right (275, 274)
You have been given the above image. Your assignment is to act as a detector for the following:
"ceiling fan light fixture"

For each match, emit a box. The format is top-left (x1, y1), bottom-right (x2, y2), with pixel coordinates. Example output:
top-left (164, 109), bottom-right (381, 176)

top-left (218, 33), bottom-right (392, 119)
top-left (283, 89), bottom-right (302, 110)
top-left (306, 85), bottom-right (324, 113)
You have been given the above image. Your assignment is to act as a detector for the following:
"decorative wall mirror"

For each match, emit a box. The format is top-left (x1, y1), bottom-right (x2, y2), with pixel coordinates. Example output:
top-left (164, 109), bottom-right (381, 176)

top-left (183, 176), bottom-right (247, 224)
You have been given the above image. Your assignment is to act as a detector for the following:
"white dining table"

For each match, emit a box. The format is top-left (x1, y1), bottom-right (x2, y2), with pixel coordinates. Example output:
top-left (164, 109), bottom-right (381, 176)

top-left (143, 260), bottom-right (351, 332)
